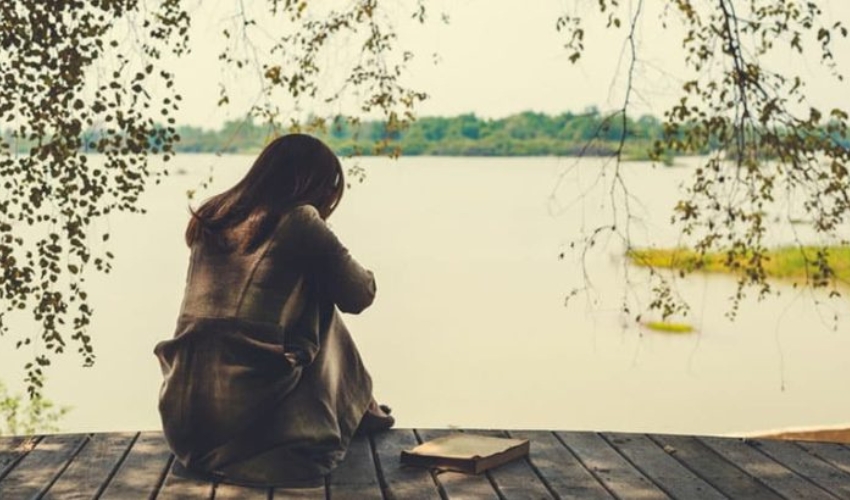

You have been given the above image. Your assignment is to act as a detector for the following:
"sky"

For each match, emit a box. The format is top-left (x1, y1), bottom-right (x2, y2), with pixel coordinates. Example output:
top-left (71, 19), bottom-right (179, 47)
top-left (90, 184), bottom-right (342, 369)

top-left (169, 0), bottom-right (850, 128)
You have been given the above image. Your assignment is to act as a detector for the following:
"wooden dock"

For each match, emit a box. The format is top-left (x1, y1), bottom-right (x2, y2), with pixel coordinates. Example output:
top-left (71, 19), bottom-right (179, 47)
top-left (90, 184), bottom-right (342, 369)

top-left (2, 428), bottom-right (850, 499)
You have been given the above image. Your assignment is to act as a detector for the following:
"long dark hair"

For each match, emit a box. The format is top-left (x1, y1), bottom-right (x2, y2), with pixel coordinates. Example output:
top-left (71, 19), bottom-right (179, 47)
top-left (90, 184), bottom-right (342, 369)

top-left (185, 133), bottom-right (344, 252)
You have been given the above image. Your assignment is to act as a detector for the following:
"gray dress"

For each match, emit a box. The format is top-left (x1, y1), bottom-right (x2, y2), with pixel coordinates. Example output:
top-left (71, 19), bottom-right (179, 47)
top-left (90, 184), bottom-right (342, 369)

top-left (154, 205), bottom-right (376, 486)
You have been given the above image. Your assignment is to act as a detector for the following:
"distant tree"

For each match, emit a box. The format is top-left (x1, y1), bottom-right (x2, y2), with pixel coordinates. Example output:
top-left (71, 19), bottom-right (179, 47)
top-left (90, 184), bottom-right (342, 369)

top-left (420, 117), bottom-right (450, 142)
top-left (450, 113), bottom-right (481, 140)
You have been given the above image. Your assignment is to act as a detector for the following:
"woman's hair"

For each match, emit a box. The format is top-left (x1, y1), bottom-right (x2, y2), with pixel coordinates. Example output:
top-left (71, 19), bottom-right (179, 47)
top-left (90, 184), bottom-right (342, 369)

top-left (185, 133), bottom-right (344, 252)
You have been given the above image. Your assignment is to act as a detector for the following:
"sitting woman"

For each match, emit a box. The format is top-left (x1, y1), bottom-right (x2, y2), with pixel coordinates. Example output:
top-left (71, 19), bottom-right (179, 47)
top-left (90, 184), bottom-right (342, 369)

top-left (154, 133), bottom-right (393, 487)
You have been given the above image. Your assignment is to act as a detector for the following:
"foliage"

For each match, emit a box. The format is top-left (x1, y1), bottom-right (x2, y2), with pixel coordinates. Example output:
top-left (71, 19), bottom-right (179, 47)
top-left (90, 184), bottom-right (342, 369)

top-left (0, 1), bottom-right (427, 397)
top-left (0, 0), bottom-right (187, 397)
top-left (0, 380), bottom-right (69, 436)
top-left (627, 246), bottom-right (850, 290)
top-left (557, 0), bottom-right (850, 319)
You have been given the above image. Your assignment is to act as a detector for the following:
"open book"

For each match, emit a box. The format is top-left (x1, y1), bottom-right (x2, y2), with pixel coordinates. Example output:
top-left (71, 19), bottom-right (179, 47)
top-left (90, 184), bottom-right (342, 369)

top-left (400, 433), bottom-right (530, 474)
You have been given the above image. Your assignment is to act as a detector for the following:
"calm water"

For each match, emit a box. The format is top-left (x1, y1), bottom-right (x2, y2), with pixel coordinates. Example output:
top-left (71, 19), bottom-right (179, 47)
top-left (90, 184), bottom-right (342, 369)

top-left (3, 155), bottom-right (848, 436)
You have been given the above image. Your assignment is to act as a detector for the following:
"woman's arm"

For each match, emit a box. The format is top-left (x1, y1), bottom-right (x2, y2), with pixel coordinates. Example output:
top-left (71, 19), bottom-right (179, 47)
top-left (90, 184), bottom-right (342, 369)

top-left (295, 205), bottom-right (376, 313)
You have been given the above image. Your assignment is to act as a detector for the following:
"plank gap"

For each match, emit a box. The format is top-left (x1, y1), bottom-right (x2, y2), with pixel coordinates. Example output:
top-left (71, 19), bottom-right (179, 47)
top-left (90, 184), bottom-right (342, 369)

top-left (743, 439), bottom-right (845, 500)
top-left (0, 435), bottom-right (43, 482)
top-left (643, 434), bottom-right (730, 499)
top-left (324, 474), bottom-right (330, 500)
top-left (795, 441), bottom-right (850, 477)
top-left (552, 432), bottom-right (620, 500)
top-left (483, 469), bottom-right (506, 500)
top-left (367, 433), bottom-right (389, 500)
top-left (152, 453), bottom-right (176, 498)
top-left (412, 429), bottom-right (449, 500)
top-left (694, 436), bottom-right (799, 499)
top-left (504, 430), bottom-right (561, 500)
top-left (762, 440), bottom-right (850, 498)
top-left (93, 431), bottom-right (141, 500)
top-left (599, 433), bottom-right (674, 499)
top-left (41, 433), bottom-right (92, 497)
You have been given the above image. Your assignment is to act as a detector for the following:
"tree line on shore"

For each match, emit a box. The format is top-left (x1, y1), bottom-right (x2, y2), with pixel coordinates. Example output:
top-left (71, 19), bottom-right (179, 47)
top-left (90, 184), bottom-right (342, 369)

top-left (169, 109), bottom-right (850, 160)
top-left (171, 108), bottom-right (666, 159)
top-left (4, 108), bottom-right (846, 161)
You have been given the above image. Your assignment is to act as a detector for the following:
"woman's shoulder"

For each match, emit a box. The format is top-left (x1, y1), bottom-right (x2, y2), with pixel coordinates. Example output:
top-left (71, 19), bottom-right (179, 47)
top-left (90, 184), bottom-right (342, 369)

top-left (289, 204), bottom-right (321, 220)
top-left (283, 204), bottom-right (323, 231)
top-left (274, 204), bottom-right (326, 239)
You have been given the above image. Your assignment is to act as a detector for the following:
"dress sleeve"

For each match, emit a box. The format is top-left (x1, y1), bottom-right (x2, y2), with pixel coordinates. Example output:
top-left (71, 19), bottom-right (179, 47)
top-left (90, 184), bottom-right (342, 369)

top-left (294, 205), bottom-right (377, 314)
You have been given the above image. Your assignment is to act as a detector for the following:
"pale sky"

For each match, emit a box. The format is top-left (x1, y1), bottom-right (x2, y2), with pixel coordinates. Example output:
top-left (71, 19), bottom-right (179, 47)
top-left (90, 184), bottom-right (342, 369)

top-left (169, 0), bottom-right (850, 128)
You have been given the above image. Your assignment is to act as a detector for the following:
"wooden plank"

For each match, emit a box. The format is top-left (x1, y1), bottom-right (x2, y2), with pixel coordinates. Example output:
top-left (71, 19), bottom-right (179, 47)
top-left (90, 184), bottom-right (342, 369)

top-left (43, 432), bottom-right (136, 499)
top-left (100, 431), bottom-right (173, 499)
top-left (746, 439), bottom-right (850, 499)
top-left (798, 441), bottom-right (850, 476)
top-left (372, 429), bottom-right (441, 500)
top-left (156, 459), bottom-right (215, 500)
top-left (272, 484), bottom-right (326, 499)
top-left (214, 482), bottom-right (270, 499)
top-left (700, 436), bottom-right (835, 500)
top-left (328, 434), bottom-right (381, 500)
top-left (0, 435), bottom-right (37, 480)
top-left (508, 430), bottom-right (612, 500)
top-left (0, 433), bottom-right (87, 499)
top-left (557, 431), bottom-right (668, 499)
top-left (602, 433), bottom-right (726, 500)
top-left (649, 434), bottom-right (782, 500)
top-left (12, 429), bottom-right (850, 500)
top-left (471, 429), bottom-right (553, 500)
top-left (417, 428), bottom-right (498, 500)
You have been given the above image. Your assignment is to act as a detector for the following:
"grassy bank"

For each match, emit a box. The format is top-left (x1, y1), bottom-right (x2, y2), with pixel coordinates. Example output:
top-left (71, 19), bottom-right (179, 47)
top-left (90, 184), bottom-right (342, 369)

top-left (627, 245), bottom-right (850, 287)
top-left (641, 321), bottom-right (695, 334)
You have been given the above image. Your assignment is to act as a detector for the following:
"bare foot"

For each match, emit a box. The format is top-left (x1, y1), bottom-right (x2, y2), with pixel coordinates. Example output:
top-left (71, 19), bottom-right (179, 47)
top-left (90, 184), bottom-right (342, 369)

top-left (356, 398), bottom-right (395, 435)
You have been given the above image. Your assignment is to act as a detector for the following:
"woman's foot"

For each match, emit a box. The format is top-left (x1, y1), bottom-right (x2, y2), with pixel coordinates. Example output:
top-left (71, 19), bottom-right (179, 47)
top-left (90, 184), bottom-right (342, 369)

top-left (356, 399), bottom-right (395, 435)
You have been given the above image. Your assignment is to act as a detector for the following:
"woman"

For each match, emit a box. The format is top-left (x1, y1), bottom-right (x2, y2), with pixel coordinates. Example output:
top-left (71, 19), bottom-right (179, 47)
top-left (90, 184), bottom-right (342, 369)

top-left (154, 134), bottom-right (393, 487)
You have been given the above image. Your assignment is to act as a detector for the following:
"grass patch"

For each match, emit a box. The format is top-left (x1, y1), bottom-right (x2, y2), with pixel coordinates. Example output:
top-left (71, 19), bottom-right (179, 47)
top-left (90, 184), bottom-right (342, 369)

top-left (627, 245), bottom-right (850, 287)
top-left (641, 321), bottom-right (695, 334)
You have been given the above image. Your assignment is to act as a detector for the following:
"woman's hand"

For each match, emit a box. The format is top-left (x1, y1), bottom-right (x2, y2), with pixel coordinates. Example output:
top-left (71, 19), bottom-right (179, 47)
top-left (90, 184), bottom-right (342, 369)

top-left (284, 352), bottom-right (300, 366)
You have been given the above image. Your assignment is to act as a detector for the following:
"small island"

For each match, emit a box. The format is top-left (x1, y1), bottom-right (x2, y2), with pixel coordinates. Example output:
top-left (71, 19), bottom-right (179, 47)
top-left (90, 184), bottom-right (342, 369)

top-left (627, 246), bottom-right (850, 288)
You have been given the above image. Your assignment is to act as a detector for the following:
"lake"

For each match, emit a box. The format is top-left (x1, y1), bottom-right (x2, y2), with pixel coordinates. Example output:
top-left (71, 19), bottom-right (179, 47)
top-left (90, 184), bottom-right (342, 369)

top-left (2, 154), bottom-right (848, 437)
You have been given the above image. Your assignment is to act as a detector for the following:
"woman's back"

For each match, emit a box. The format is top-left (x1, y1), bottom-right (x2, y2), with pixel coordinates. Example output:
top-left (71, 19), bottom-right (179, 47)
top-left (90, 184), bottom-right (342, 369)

top-left (155, 204), bottom-right (378, 487)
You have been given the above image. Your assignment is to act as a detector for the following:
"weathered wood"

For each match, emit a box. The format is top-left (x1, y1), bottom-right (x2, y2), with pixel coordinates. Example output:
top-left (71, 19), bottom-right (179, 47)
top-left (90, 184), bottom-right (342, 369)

top-left (508, 430), bottom-right (612, 500)
top-left (0, 433), bottom-right (87, 499)
top-left (2, 429), bottom-right (847, 500)
top-left (213, 482), bottom-right (271, 499)
top-left (0, 435), bottom-right (36, 480)
top-left (272, 485), bottom-right (327, 499)
top-left (156, 459), bottom-right (215, 500)
top-left (100, 431), bottom-right (173, 499)
top-left (602, 433), bottom-right (726, 500)
top-left (471, 429), bottom-right (552, 500)
top-left (43, 432), bottom-right (136, 500)
top-left (372, 428), bottom-right (441, 500)
top-left (417, 428), bottom-right (499, 500)
top-left (743, 439), bottom-right (850, 499)
top-left (328, 435), bottom-right (381, 500)
top-left (700, 436), bottom-right (835, 500)
top-left (557, 431), bottom-right (669, 499)
top-left (798, 441), bottom-right (850, 476)
top-left (649, 434), bottom-right (782, 500)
